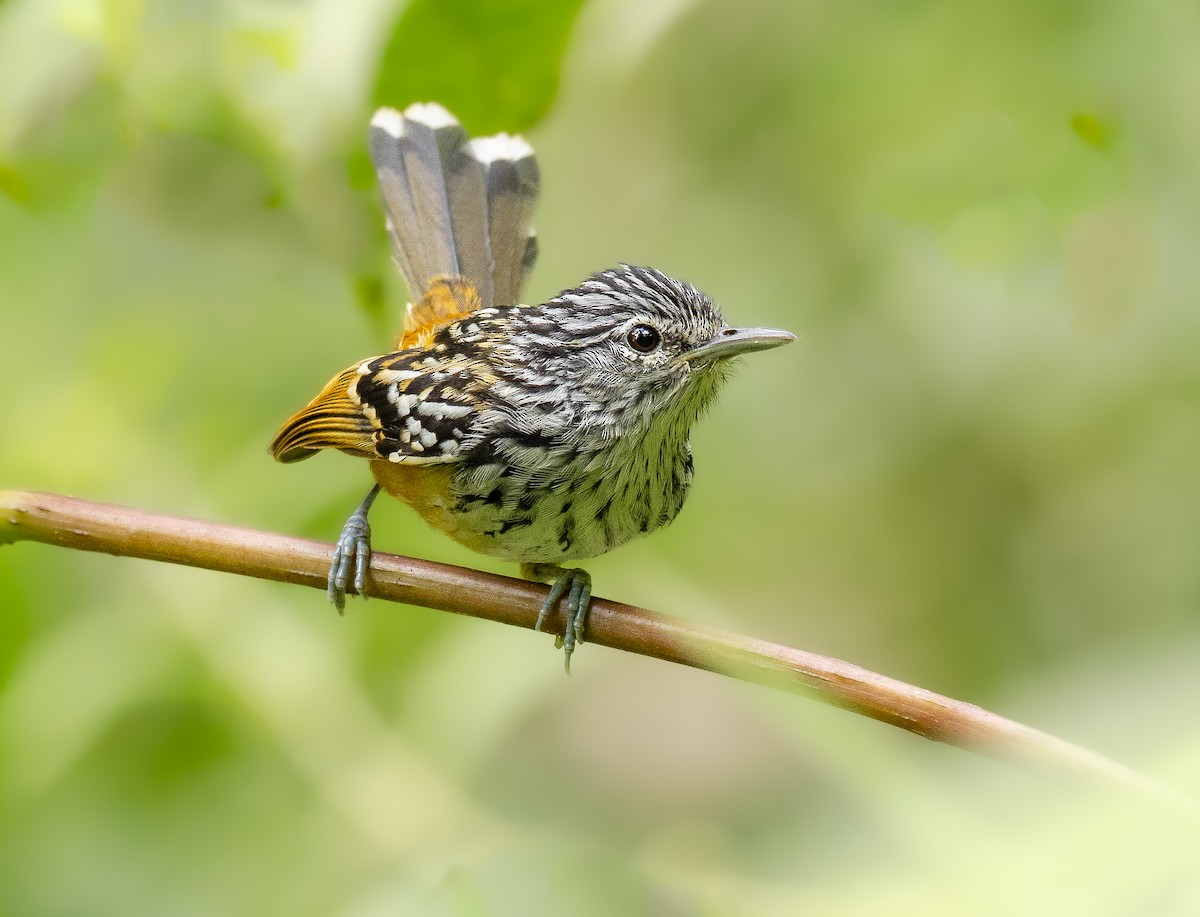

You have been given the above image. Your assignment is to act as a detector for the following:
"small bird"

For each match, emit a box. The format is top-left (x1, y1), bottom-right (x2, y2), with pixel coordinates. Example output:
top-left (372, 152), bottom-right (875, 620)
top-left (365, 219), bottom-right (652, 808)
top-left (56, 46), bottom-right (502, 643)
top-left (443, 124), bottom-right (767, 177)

top-left (270, 102), bottom-right (794, 669)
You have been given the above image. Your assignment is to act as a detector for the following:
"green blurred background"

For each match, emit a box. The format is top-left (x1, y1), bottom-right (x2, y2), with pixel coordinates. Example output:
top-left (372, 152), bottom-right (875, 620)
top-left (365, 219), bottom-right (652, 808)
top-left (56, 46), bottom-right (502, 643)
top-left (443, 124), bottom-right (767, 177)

top-left (3, 0), bottom-right (1200, 913)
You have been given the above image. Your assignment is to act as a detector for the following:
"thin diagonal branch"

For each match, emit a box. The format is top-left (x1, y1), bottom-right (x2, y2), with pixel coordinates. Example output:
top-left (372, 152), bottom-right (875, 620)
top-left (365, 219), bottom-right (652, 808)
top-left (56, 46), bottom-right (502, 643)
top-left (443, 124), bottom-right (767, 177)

top-left (0, 488), bottom-right (1189, 807)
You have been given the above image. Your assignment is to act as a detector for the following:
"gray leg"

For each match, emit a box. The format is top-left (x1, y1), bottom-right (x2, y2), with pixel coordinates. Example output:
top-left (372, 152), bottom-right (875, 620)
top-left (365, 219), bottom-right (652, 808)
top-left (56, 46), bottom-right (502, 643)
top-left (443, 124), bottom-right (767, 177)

top-left (329, 484), bottom-right (380, 614)
top-left (522, 563), bottom-right (593, 674)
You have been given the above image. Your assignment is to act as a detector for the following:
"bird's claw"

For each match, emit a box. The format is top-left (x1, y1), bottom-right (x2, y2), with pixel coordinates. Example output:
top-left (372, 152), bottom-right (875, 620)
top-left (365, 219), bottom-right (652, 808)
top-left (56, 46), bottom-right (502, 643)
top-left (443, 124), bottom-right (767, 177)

top-left (328, 491), bottom-right (378, 613)
top-left (530, 566), bottom-right (592, 674)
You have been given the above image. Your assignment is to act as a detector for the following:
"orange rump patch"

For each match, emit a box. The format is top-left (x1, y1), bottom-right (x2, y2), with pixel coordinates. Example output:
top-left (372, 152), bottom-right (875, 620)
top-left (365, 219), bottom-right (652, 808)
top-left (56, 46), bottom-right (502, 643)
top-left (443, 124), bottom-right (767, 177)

top-left (398, 276), bottom-right (482, 349)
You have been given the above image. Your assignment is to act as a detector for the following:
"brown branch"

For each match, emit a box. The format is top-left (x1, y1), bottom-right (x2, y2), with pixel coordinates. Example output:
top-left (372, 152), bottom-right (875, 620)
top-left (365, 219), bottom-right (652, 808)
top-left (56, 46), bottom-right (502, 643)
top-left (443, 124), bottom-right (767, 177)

top-left (0, 488), bottom-right (1188, 806)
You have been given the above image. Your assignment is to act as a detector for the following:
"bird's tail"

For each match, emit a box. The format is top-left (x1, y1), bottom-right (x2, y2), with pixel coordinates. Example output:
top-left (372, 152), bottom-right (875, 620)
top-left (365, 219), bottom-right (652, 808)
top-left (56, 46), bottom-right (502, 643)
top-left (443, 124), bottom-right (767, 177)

top-left (369, 102), bottom-right (541, 314)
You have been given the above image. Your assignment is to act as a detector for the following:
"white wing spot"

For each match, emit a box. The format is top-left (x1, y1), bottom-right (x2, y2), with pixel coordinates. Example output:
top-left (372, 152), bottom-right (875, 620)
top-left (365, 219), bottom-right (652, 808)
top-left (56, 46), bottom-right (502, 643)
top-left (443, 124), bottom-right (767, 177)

top-left (377, 368), bottom-right (422, 384)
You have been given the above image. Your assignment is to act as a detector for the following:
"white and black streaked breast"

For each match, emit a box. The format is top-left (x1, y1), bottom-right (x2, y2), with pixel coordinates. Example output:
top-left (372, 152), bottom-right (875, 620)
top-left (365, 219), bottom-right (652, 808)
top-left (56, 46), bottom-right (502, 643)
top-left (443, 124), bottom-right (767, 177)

top-left (446, 396), bottom-right (699, 564)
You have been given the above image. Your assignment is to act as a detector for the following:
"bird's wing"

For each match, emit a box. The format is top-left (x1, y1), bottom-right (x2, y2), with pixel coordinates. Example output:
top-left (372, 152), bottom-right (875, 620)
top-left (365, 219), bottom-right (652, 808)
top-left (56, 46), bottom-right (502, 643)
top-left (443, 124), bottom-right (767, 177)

top-left (269, 344), bottom-right (489, 465)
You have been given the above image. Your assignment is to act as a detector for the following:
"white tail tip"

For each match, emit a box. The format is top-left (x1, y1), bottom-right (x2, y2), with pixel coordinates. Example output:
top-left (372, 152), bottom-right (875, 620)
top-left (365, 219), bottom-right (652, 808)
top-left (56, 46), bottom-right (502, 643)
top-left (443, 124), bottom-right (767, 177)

top-left (402, 101), bottom-right (457, 129)
top-left (468, 133), bottom-right (535, 163)
top-left (371, 103), bottom-right (460, 138)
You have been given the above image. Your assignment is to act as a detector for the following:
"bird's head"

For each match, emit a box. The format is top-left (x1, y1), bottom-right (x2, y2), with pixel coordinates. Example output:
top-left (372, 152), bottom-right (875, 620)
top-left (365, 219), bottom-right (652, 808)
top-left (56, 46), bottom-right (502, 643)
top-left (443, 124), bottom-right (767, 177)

top-left (497, 265), bottom-right (795, 440)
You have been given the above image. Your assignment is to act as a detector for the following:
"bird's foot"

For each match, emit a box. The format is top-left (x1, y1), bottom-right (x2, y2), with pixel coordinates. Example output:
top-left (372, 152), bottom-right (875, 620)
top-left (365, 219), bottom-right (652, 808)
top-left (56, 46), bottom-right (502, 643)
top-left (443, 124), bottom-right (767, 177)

top-left (522, 564), bottom-right (592, 674)
top-left (329, 485), bottom-right (380, 613)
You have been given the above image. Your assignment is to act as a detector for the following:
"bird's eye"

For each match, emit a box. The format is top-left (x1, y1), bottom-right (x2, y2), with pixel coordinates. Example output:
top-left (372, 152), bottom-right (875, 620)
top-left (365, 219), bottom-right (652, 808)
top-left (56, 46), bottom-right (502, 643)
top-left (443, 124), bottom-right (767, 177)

top-left (627, 324), bottom-right (661, 354)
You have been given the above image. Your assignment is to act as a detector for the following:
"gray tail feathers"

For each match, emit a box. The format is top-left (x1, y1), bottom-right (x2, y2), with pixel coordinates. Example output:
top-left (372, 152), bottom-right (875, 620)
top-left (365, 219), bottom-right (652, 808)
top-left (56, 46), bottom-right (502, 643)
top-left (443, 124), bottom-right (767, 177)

top-left (369, 102), bottom-right (540, 309)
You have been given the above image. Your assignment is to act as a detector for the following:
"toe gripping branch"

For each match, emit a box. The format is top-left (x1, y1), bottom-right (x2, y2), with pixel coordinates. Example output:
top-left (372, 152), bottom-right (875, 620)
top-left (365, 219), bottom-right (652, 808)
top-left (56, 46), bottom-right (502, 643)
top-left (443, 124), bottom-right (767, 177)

top-left (525, 564), bottom-right (592, 673)
top-left (329, 484), bottom-right (381, 613)
top-left (326, 490), bottom-right (592, 673)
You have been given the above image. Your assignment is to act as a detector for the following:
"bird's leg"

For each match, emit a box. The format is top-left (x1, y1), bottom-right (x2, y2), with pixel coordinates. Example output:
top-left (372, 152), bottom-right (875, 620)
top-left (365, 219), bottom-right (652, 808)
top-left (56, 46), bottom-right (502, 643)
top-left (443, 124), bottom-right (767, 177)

top-left (521, 563), bottom-right (592, 674)
top-left (329, 484), bottom-right (381, 614)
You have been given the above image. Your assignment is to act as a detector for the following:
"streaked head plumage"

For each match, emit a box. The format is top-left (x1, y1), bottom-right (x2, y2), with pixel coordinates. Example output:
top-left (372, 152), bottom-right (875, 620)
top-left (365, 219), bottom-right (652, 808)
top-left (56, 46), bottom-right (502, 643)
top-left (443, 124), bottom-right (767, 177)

top-left (471, 264), bottom-right (792, 443)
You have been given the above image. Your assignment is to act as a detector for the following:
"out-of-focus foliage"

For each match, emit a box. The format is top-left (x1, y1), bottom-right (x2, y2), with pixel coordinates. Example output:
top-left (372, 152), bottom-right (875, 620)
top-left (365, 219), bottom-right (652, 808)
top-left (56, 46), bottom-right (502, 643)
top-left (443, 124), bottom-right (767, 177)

top-left (2, 0), bottom-right (1200, 914)
top-left (373, 0), bottom-right (589, 134)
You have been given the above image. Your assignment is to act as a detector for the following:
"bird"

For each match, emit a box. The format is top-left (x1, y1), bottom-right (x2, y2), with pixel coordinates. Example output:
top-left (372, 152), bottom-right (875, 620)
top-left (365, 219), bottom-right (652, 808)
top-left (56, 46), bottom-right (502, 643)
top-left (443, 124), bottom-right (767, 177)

top-left (270, 102), bottom-right (795, 670)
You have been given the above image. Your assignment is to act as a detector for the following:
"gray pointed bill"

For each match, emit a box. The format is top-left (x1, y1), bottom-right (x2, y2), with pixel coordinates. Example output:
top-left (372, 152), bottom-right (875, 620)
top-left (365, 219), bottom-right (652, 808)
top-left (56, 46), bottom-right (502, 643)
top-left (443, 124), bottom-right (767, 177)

top-left (679, 326), bottom-right (797, 365)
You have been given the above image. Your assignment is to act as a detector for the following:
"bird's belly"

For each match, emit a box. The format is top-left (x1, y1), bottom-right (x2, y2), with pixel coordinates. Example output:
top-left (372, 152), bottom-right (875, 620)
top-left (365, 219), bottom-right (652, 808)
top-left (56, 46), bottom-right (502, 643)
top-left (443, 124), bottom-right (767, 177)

top-left (371, 457), bottom-right (687, 565)
top-left (370, 460), bottom-right (504, 557)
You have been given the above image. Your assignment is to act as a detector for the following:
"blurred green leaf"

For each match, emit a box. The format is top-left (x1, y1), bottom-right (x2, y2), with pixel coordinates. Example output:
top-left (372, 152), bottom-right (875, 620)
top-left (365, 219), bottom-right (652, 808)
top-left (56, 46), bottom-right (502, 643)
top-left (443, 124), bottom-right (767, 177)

top-left (353, 270), bottom-right (390, 333)
top-left (372, 0), bottom-right (588, 133)
top-left (1070, 112), bottom-right (1118, 151)
top-left (92, 701), bottom-right (236, 801)
top-left (0, 562), bottom-right (30, 691)
top-left (0, 163), bottom-right (30, 205)
top-left (344, 144), bottom-right (376, 192)
top-left (6, 80), bottom-right (128, 210)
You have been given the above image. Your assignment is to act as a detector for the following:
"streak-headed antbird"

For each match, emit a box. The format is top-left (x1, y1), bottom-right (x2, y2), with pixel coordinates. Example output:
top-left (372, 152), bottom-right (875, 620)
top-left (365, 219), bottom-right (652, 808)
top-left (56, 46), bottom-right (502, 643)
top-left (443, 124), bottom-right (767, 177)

top-left (271, 103), bottom-right (795, 669)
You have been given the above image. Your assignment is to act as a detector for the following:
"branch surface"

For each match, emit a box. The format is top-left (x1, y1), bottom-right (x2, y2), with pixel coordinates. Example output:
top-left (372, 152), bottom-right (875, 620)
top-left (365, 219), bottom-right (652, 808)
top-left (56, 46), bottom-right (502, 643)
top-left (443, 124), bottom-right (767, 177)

top-left (0, 488), bottom-right (1185, 805)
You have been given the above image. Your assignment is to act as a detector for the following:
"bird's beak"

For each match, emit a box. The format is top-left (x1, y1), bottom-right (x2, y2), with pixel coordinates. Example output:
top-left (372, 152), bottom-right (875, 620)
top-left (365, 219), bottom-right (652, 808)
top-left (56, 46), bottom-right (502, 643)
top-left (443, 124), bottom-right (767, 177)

top-left (678, 326), bottom-right (797, 365)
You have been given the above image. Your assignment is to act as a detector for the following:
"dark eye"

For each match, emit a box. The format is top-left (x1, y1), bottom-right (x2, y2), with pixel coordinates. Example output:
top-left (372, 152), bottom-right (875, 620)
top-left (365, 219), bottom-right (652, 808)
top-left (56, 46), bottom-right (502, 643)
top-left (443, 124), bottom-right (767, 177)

top-left (627, 324), bottom-right (661, 353)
